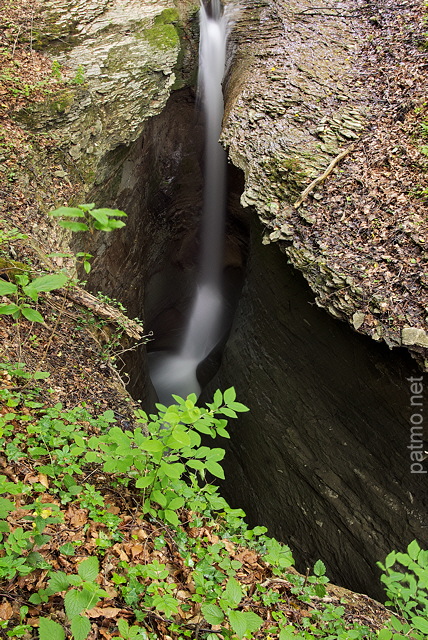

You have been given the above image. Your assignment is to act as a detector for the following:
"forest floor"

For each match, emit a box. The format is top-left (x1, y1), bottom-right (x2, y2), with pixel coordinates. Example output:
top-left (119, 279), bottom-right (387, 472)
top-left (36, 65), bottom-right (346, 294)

top-left (0, 0), bottom-right (421, 638)
top-left (292, 0), bottom-right (428, 355)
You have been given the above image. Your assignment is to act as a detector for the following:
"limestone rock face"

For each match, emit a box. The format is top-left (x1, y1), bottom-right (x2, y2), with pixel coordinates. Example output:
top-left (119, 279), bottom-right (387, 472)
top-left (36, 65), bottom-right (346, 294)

top-left (21, 0), bottom-right (192, 183)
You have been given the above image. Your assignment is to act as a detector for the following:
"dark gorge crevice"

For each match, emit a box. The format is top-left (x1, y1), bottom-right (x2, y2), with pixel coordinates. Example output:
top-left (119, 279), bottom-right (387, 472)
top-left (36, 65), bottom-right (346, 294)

top-left (83, 80), bottom-right (427, 603)
top-left (85, 86), bottom-right (249, 404)
top-left (202, 214), bottom-right (428, 601)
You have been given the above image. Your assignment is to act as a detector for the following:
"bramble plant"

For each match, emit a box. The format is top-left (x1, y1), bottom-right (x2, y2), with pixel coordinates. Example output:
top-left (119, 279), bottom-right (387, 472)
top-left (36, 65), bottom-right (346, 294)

top-left (50, 203), bottom-right (127, 233)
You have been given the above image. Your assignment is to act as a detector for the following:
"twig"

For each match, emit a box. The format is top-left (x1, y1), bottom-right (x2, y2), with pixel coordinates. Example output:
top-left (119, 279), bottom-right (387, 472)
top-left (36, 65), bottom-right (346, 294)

top-left (293, 144), bottom-right (355, 209)
top-left (302, 567), bottom-right (310, 588)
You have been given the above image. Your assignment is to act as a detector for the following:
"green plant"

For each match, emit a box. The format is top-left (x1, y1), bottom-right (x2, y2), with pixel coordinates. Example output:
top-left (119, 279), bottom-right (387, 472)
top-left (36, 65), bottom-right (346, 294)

top-left (0, 498), bottom-right (61, 579)
top-left (50, 203), bottom-right (127, 233)
top-left (84, 388), bottom-right (249, 526)
top-left (0, 375), bottom-right (406, 640)
top-left (51, 60), bottom-right (62, 80)
top-left (377, 540), bottom-right (428, 638)
top-left (0, 271), bottom-right (69, 322)
top-left (0, 223), bottom-right (27, 248)
top-left (75, 251), bottom-right (93, 274)
top-left (36, 556), bottom-right (108, 640)
top-left (70, 65), bottom-right (85, 85)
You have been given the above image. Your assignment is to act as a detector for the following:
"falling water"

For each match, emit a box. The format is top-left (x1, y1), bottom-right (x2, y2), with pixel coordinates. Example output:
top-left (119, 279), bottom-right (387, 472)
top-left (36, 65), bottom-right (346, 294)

top-left (150, 0), bottom-right (228, 403)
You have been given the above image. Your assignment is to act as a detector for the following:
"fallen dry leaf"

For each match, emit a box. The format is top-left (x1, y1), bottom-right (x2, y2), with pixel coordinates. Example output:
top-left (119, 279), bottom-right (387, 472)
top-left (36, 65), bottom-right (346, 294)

top-left (0, 601), bottom-right (13, 621)
top-left (86, 606), bottom-right (123, 619)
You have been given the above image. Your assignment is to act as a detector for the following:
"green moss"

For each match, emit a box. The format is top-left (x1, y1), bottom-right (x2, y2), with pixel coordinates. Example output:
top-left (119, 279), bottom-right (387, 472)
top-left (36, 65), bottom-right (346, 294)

top-left (263, 154), bottom-right (308, 199)
top-left (154, 8), bottom-right (180, 24)
top-left (50, 90), bottom-right (76, 114)
top-left (0, 258), bottom-right (28, 281)
top-left (143, 22), bottom-right (180, 50)
top-left (14, 89), bottom-right (76, 129)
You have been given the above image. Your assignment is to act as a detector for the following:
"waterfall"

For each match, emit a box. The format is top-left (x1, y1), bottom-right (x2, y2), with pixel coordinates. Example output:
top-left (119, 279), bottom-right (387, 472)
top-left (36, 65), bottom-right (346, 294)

top-left (149, 0), bottom-right (228, 404)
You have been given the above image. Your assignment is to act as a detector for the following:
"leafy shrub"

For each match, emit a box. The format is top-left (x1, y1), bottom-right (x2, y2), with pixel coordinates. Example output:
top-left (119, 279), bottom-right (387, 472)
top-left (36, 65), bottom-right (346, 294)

top-left (0, 272), bottom-right (68, 322)
top-left (377, 539), bottom-right (428, 638)
top-left (50, 203), bottom-right (127, 233)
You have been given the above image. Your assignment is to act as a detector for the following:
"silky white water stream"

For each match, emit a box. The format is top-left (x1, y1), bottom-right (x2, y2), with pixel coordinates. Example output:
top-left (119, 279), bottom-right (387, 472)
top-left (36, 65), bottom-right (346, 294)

top-left (150, 0), bottom-right (228, 404)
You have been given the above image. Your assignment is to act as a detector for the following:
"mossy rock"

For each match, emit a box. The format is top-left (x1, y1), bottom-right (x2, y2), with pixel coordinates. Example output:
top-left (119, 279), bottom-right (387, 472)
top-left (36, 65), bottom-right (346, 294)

top-left (0, 258), bottom-right (28, 281)
top-left (15, 88), bottom-right (76, 129)
top-left (143, 22), bottom-right (180, 51)
top-left (263, 154), bottom-right (308, 199)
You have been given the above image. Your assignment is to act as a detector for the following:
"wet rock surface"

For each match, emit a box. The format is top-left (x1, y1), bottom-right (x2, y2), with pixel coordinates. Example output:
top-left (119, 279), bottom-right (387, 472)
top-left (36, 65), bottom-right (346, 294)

top-left (205, 216), bottom-right (428, 599)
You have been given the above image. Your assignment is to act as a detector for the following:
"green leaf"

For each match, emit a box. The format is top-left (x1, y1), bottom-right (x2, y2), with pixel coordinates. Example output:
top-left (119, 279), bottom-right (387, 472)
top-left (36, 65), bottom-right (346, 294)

top-left (77, 556), bottom-right (99, 582)
top-left (38, 617), bottom-right (65, 640)
top-left (0, 520), bottom-right (9, 532)
top-left (223, 387), bottom-right (236, 404)
top-left (117, 619), bottom-right (129, 637)
top-left (163, 509), bottom-right (179, 526)
top-left (0, 497), bottom-right (15, 518)
top-left (413, 617), bottom-right (428, 633)
top-left (84, 451), bottom-right (99, 463)
top-left (313, 559), bottom-right (326, 576)
top-left (135, 472), bottom-right (155, 488)
top-left (89, 210), bottom-right (109, 226)
top-left (407, 540), bottom-right (421, 560)
top-left (152, 490), bottom-right (167, 508)
top-left (70, 615), bottom-right (91, 640)
top-left (21, 306), bottom-right (45, 323)
top-left (64, 589), bottom-right (94, 618)
top-left (59, 221), bottom-right (89, 232)
top-left (139, 439), bottom-right (164, 453)
top-left (206, 461), bottom-right (225, 479)
top-left (213, 389), bottom-right (223, 406)
top-left (49, 571), bottom-right (71, 593)
top-left (167, 428), bottom-right (191, 447)
top-left (385, 551), bottom-right (396, 568)
top-left (27, 273), bottom-right (68, 293)
top-left (220, 407), bottom-right (237, 419)
top-left (29, 594), bottom-right (43, 605)
top-left (167, 496), bottom-right (185, 510)
top-left (377, 630), bottom-right (392, 640)
top-left (224, 577), bottom-right (242, 607)
top-left (34, 371), bottom-right (50, 379)
top-left (0, 303), bottom-right (20, 315)
top-left (228, 610), bottom-right (263, 639)
top-left (92, 208), bottom-right (127, 218)
top-left (0, 279), bottom-right (18, 296)
top-left (50, 207), bottom-right (86, 218)
top-left (201, 603), bottom-right (224, 625)
top-left (186, 459), bottom-right (205, 471)
top-left (117, 618), bottom-right (129, 638)
top-left (59, 543), bottom-right (76, 556)
top-left (159, 461), bottom-right (185, 479)
top-left (279, 626), bottom-right (296, 640)
top-left (228, 402), bottom-right (249, 412)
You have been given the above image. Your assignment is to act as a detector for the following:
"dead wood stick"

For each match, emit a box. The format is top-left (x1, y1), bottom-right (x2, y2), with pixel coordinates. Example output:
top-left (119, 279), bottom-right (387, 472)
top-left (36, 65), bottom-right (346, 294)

top-left (293, 144), bottom-right (355, 209)
top-left (63, 287), bottom-right (145, 340)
